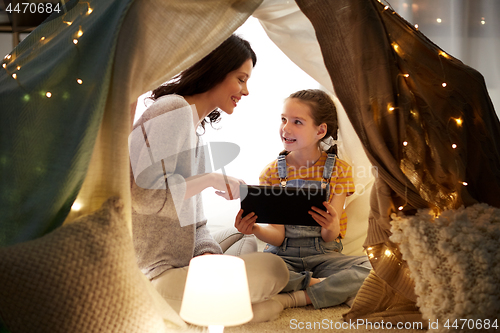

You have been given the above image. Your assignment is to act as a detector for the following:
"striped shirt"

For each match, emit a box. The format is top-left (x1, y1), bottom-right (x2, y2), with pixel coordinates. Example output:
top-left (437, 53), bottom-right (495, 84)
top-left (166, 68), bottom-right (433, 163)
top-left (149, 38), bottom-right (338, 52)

top-left (259, 151), bottom-right (355, 238)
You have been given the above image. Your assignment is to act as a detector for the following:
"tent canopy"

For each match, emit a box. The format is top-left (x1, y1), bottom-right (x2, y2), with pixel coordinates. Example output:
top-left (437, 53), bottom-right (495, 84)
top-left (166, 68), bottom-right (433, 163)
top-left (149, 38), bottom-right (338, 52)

top-left (1, 0), bottom-right (500, 329)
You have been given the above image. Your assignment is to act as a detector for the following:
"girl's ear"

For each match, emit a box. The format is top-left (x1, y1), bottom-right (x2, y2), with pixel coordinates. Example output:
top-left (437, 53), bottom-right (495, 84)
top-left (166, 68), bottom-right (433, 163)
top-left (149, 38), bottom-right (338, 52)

top-left (317, 123), bottom-right (327, 139)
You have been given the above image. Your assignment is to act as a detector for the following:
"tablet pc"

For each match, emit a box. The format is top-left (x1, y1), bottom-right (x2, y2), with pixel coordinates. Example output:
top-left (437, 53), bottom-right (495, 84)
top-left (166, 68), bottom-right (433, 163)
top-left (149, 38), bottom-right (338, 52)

top-left (239, 185), bottom-right (328, 226)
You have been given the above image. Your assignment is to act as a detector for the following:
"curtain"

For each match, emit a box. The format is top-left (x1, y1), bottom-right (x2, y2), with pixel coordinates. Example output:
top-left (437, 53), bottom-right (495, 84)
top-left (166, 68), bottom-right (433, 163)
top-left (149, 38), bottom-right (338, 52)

top-left (295, 0), bottom-right (500, 323)
top-left (0, 0), bottom-right (262, 244)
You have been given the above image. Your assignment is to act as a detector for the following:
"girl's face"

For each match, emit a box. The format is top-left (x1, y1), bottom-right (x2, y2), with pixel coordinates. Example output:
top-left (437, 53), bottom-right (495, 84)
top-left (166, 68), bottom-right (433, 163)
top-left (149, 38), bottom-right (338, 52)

top-left (280, 98), bottom-right (326, 154)
top-left (210, 58), bottom-right (253, 114)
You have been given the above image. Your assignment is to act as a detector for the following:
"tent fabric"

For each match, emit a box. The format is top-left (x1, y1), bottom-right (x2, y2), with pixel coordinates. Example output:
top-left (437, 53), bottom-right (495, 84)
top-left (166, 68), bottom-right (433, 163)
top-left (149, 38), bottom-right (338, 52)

top-left (0, 0), bottom-right (134, 247)
top-left (2, 0), bottom-right (500, 326)
top-left (0, 0), bottom-right (262, 247)
top-left (295, 0), bottom-right (500, 320)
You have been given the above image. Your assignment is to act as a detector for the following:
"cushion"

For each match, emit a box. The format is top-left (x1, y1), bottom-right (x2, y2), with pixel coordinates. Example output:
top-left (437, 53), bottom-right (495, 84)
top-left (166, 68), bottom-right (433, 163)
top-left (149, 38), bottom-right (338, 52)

top-left (0, 197), bottom-right (184, 333)
top-left (390, 203), bottom-right (500, 328)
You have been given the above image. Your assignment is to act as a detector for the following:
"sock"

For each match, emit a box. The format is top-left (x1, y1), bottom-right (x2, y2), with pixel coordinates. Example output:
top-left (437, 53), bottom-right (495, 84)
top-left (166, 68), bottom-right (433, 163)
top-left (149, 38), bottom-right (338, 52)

top-left (272, 291), bottom-right (308, 309)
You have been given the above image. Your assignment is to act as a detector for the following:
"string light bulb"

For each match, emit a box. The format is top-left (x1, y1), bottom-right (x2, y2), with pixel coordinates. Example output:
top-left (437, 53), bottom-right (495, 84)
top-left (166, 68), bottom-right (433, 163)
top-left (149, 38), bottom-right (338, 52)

top-left (414, 24), bottom-right (419, 29)
top-left (385, 249), bottom-right (392, 257)
top-left (76, 78), bottom-right (83, 84)
top-left (403, 141), bottom-right (408, 146)
top-left (452, 143), bottom-right (457, 149)
top-left (77, 29), bottom-right (83, 37)
top-left (462, 182), bottom-right (468, 186)
top-left (455, 118), bottom-right (463, 126)
top-left (4, 54), bottom-right (11, 60)
top-left (403, 74), bottom-right (410, 78)
top-left (87, 8), bottom-right (93, 14)
top-left (2, 63), bottom-right (6, 68)
top-left (73, 39), bottom-right (79, 45)
top-left (45, 92), bottom-right (52, 98)
top-left (439, 51), bottom-right (449, 58)
top-left (16, 66), bottom-right (20, 70)
top-left (442, 82), bottom-right (447, 87)
top-left (398, 205), bottom-right (404, 211)
top-left (481, 17), bottom-right (486, 25)
top-left (40, 36), bottom-right (45, 41)
top-left (384, 5), bottom-right (389, 10)
top-left (71, 201), bottom-right (82, 211)
top-left (437, 18), bottom-right (442, 23)
top-left (12, 73), bottom-right (17, 79)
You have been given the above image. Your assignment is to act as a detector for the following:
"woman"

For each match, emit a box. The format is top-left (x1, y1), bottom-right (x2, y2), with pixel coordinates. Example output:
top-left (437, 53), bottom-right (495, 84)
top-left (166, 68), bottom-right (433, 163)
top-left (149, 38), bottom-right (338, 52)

top-left (129, 35), bottom-right (289, 323)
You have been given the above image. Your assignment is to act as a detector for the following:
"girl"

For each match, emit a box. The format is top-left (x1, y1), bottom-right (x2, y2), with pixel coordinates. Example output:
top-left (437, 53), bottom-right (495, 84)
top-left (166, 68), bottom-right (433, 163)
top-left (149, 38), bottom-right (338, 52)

top-left (235, 89), bottom-right (371, 309)
top-left (130, 35), bottom-right (288, 322)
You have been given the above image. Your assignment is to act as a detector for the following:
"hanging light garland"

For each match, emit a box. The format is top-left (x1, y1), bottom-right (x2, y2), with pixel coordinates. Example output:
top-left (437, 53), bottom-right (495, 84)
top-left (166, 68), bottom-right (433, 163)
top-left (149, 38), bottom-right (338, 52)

top-left (1, 1), bottom-right (94, 102)
top-left (376, 0), bottom-right (474, 215)
top-left (1, 1), bottom-right (95, 214)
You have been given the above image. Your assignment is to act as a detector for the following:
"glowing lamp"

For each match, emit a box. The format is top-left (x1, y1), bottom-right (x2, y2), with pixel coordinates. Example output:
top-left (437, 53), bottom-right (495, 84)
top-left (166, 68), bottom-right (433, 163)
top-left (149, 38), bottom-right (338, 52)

top-left (180, 255), bottom-right (253, 333)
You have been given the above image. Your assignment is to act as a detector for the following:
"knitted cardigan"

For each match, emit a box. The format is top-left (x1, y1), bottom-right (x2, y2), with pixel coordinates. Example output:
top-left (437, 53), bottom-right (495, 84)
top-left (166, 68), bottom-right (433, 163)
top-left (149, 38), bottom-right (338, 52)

top-left (130, 95), bottom-right (222, 280)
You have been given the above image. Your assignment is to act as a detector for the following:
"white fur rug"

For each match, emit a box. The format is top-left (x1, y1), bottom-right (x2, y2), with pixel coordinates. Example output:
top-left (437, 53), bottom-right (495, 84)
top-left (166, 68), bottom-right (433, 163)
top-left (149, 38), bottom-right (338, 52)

top-left (391, 203), bottom-right (500, 333)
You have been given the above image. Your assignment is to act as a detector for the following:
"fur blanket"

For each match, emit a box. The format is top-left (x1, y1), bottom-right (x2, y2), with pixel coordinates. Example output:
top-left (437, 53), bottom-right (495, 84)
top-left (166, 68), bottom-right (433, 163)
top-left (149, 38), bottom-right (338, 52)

top-left (390, 204), bottom-right (500, 332)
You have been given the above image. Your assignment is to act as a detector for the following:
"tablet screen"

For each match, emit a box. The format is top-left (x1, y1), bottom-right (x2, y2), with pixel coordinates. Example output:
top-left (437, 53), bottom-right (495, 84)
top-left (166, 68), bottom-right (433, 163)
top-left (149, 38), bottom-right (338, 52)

top-left (239, 185), bottom-right (328, 226)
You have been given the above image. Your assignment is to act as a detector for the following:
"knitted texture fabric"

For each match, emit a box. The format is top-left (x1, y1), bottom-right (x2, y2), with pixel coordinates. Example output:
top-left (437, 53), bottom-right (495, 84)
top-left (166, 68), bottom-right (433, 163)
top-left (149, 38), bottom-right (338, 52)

top-left (390, 204), bottom-right (500, 332)
top-left (0, 197), bottom-right (171, 333)
top-left (131, 95), bottom-right (222, 280)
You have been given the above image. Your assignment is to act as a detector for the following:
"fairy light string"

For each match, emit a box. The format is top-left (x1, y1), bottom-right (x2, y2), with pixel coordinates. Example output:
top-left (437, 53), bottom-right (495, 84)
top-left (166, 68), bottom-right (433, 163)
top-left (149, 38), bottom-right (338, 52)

top-left (1, 1), bottom-right (93, 104)
top-left (1, 1), bottom-right (94, 213)
top-left (375, 0), bottom-right (474, 214)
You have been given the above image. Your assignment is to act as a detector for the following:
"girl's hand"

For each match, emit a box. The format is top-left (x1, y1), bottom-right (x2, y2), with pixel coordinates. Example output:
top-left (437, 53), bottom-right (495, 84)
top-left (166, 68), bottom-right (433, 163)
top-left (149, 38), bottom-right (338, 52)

top-left (309, 201), bottom-right (340, 242)
top-left (213, 174), bottom-right (245, 200)
top-left (234, 209), bottom-right (258, 235)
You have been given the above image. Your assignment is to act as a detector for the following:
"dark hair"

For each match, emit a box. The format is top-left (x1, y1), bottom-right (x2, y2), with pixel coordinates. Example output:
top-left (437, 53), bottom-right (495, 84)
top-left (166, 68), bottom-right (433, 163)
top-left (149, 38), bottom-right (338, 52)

top-left (288, 89), bottom-right (339, 155)
top-left (151, 34), bottom-right (257, 131)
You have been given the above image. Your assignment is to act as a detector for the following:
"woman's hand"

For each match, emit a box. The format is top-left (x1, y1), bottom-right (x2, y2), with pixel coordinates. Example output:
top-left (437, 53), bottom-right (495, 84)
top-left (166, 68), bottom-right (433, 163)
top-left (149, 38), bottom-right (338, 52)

top-left (212, 173), bottom-right (245, 200)
top-left (309, 201), bottom-right (340, 242)
top-left (234, 209), bottom-right (258, 235)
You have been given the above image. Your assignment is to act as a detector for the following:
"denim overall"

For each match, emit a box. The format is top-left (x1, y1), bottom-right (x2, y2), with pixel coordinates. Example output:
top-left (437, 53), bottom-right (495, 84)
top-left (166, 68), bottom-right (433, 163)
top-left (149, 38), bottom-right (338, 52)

top-left (264, 151), bottom-right (372, 309)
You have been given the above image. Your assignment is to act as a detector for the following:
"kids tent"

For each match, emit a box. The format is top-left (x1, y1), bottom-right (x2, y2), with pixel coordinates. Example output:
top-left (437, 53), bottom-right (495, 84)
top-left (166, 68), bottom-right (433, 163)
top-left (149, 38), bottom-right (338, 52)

top-left (1, 0), bottom-right (499, 331)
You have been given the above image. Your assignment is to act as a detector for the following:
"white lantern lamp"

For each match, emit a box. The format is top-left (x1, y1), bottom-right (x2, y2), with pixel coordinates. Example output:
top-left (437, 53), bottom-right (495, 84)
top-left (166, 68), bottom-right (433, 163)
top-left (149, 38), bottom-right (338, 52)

top-left (180, 255), bottom-right (253, 333)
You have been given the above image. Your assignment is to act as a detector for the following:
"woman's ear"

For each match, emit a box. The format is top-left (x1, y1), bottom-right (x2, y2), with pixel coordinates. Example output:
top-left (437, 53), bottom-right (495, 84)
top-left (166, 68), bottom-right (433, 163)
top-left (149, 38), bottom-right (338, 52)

top-left (317, 123), bottom-right (327, 139)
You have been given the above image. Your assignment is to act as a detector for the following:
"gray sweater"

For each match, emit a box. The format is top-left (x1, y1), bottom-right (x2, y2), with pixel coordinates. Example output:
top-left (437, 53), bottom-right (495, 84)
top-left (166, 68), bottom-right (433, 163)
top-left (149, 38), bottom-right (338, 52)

top-left (130, 94), bottom-right (222, 280)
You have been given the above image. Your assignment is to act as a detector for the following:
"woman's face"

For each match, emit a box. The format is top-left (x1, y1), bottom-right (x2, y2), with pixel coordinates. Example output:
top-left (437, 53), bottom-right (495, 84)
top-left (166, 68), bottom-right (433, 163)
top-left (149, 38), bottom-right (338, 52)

top-left (210, 58), bottom-right (253, 114)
